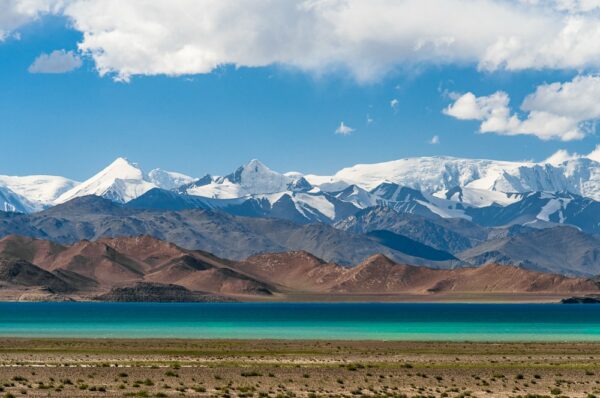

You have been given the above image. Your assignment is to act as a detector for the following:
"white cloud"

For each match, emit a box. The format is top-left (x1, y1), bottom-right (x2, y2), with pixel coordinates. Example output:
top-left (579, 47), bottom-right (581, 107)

top-left (28, 49), bottom-right (82, 73)
top-left (444, 75), bottom-right (600, 141)
top-left (6, 1), bottom-right (600, 80)
top-left (543, 145), bottom-right (600, 164)
top-left (366, 114), bottom-right (374, 125)
top-left (543, 149), bottom-right (579, 164)
top-left (587, 145), bottom-right (600, 162)
top-left (335, 122), bottom-right (354, 135)
top-left (429, 135), bottom-right (440, 144)
top-left (390, 99), bottom-right (399, 112)
top-left (0, 0), bottom-right (64, 41)
top-left (443, 92), bottom-right (508, 120)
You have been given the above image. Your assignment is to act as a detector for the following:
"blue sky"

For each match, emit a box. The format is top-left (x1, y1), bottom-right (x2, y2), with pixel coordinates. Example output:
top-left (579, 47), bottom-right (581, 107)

top-left (2, 2), bottom-right (600, 180)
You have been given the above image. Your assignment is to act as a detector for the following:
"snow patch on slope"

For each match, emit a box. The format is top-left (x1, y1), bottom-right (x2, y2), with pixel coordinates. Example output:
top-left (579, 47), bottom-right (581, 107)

top-left (294, 192), bottom-right (336, 220)
top-left (537, 197), bottom-right (572, 223)
top-left (433, 187), bottom-right (522, 207)
top-left (0, 186), bottom-right (34, 213)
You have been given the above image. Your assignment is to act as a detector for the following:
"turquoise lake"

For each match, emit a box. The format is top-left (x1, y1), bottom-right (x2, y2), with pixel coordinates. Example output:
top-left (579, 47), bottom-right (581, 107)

top-left (2, 302), bottom-right (600, 341)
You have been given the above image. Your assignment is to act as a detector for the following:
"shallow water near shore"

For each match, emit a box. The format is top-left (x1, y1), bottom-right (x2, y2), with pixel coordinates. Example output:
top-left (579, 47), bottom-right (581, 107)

top-left (2, 302), bottom-right (600, 341)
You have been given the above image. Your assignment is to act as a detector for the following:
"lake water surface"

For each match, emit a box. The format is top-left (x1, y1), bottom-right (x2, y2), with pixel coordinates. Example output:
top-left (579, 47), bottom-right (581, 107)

top-left (2, 302), bottom-right (600, 341)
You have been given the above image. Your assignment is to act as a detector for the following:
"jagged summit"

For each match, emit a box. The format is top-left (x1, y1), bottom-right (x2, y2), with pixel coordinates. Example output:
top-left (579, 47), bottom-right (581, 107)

top-left (222, 159), bottom-right (294, 194)
top-left (182, 159), bottom-right (313, 199)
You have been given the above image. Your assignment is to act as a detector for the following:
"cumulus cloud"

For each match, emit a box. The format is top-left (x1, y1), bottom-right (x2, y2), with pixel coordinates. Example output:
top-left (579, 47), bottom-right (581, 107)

top-left (28, 49), bottom-right (82, 73)
top-left (390, 99), bottom-right (399, 112)
top-left (429, 135), bottom-right (440, 144)
top-left (3, 0), bottom-right (600, 81)
top-left (543, 145), bottom-right (600, 164)
top-left (543, 149), bottom-right (580, 164)
top-left (444, 75), bottom-right (600, 141)
top-left (0, 0), bottom-right (63, 41)
top-left (335, 122), bottom-right (354, 135)
top-left (5, 1), bottom-right (600, 81)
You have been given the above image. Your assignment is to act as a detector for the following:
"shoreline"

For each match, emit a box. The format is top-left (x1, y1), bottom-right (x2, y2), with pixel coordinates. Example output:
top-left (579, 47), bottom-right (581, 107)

top-left (0, 288), bottom-right (589, 303)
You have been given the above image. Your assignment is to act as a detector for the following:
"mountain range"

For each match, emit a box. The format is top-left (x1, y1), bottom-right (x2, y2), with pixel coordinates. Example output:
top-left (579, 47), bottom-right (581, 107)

top-left (3, 155), bottom-right (600, 278)
top-left (1, 235), bottom-right (596, 302)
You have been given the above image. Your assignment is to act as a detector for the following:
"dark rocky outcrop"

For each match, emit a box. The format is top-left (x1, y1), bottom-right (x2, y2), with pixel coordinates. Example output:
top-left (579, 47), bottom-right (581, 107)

top-left (95, 282), bottom-right (231, 302)
top-left (561, 295), bottom-right (600, 304)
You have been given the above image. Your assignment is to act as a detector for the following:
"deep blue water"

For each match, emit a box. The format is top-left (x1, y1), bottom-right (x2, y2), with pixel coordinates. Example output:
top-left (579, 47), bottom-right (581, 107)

top-left (1, 302), bottom-right (600, 341)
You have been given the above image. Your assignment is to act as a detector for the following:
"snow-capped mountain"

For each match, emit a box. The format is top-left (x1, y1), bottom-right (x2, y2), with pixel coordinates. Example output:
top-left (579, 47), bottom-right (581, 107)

top-left (0, 175), bottom-right (79, 211)
top-left (305, 157), bottom-right (530, 193)
top-left (5, 153), bottom-right (600, 232)
top-left (7, 155), bottom-right (600, 276)
top-left (180, 159), bottom-right (309, 199)
top-left (305, 156), bottom-right (600, 204)
top-left (55, 157), bottom-right (193, 204)
top-left (55, 158), bottom-right (155, 204)
top-left (173, 159), bottom-right (357, 223)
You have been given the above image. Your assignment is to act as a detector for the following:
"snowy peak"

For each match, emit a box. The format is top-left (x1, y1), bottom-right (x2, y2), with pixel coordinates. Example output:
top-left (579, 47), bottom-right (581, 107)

top-left (55, 157), bottom-right (155, 204)
top-left (147, 168), bottom-right (194, 190)
top-left (96, 157), bottom-right (145, 180)
top-left (182, 159), bottom-right (313, 199)
top-left (224, 159), bottom-right (293, 194)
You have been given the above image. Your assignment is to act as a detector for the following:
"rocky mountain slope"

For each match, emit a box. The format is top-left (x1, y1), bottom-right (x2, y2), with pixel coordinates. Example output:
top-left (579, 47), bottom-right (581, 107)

top-left (4, 194), bottom-right (600, 275)
top-left (457, 227), bottom-right (600, 276)
top-left (0, 235), bottom-right (596, 302)
top-left (0, 196), bottom-right (452, 267)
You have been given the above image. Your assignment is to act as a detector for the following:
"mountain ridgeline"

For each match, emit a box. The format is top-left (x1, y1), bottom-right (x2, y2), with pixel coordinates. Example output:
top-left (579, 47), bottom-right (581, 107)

top-left (2, 156), bottom-right (600, 279)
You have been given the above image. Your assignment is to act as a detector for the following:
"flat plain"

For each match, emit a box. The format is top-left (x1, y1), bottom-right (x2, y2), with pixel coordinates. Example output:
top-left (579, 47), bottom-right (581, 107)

top-left (1, 339), bottom-right (600, 397)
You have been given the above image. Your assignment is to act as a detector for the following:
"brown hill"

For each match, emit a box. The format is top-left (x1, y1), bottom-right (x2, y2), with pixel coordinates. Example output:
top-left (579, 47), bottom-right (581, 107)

top-left (238, 252), bottom-right (598, 295)
top-left (0, 235), bottom-right (274, 297)
top-left (0, 257), bottom-right (73, 293)
top-left (0, 235), bottom-right (597, 301)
